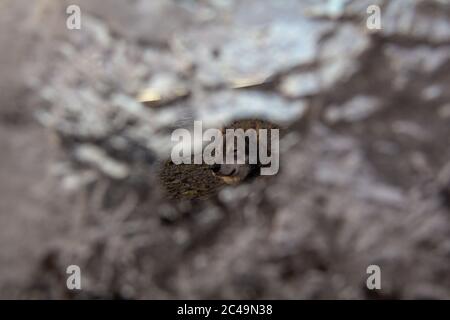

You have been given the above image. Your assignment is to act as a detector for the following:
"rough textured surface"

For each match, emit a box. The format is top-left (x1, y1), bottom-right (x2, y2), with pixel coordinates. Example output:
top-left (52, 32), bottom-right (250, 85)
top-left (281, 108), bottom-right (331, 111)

top-left (0, 0), bottom-right (449, 299)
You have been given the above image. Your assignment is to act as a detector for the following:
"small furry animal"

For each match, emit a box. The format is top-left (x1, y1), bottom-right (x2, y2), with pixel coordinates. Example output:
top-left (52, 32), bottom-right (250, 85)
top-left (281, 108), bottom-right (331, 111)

top-left (159, 118), bottom-right (280, 199)
top-left (211, 119), bottom-right (280, 184)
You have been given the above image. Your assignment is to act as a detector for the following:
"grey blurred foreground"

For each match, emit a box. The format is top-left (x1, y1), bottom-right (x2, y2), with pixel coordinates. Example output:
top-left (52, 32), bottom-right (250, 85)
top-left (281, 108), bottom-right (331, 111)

top-left (0, 0), bottom-right (449, 299)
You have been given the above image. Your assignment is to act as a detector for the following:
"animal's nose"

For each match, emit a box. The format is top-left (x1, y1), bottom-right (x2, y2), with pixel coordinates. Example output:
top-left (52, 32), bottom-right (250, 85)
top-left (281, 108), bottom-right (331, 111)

top-left (211, 164), bottom-right (221, 173)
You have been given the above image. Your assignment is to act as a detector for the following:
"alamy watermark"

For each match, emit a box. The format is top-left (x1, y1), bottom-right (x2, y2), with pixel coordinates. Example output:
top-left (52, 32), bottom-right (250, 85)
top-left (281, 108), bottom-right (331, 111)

top-left (171, 121), bottom-right (280, 176)
top-left (66, 265), bottom-right (81, 290)
top-left (66, 5), bottom-right (81, 30)
top-left (366, 264), bottom-right (381, 290)
top-left (366, 5), bottom-right (382, 30)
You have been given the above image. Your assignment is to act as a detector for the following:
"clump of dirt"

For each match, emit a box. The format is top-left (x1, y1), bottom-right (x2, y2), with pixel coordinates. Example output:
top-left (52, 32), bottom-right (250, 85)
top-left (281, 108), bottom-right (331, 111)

top-left (159, 160), bottom-right (224, 200)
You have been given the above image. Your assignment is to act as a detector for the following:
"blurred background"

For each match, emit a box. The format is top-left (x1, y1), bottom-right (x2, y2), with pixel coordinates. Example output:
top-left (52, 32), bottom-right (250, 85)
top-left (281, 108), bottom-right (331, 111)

top-left (0, 0), bottom-right (449, 299)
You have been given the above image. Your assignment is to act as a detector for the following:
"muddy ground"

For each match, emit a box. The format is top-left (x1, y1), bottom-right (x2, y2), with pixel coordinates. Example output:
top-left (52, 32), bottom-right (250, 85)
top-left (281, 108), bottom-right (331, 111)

top-left (0, 0), bottom-right (450, 299)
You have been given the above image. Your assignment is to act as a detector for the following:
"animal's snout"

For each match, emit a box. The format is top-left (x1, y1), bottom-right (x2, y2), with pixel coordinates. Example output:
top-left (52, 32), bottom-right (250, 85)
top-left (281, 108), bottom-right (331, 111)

top-left (211, 164), bottom-right (221, 174)
top-left (212, 164), bottom-right (240, 177)
top-left (211, 163), bottom-right (256, 185)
